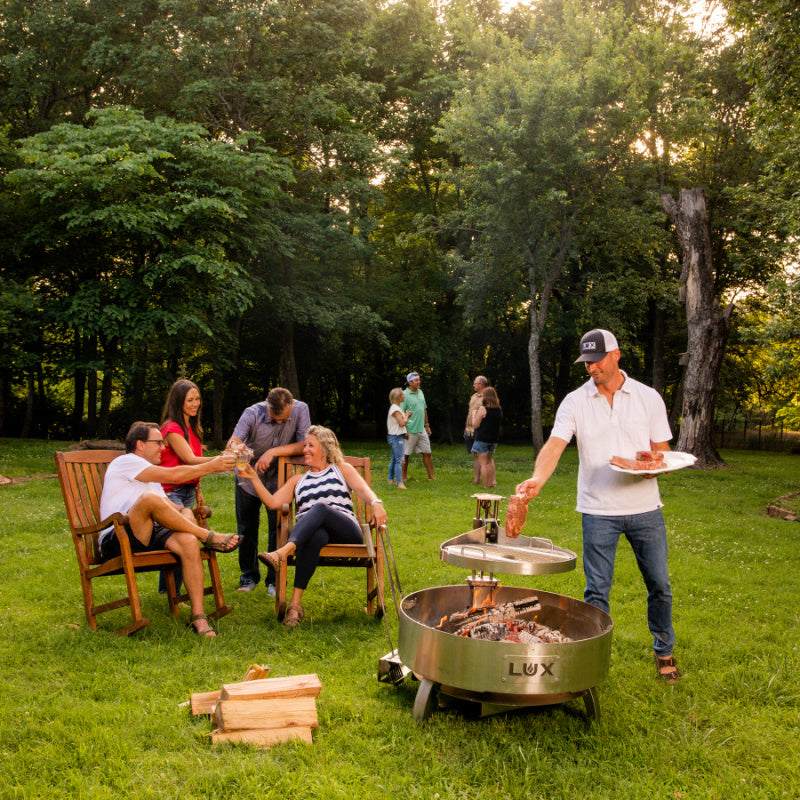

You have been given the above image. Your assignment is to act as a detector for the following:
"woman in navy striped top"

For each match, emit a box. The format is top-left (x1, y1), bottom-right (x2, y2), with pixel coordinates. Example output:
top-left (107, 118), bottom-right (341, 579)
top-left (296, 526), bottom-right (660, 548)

top-left (239, 425), bottom-right (388, 627)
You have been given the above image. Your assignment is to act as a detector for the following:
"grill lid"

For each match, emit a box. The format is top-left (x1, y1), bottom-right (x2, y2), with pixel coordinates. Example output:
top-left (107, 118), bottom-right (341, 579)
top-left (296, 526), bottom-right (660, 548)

top-left (440, 526), bottom-right (576, 576)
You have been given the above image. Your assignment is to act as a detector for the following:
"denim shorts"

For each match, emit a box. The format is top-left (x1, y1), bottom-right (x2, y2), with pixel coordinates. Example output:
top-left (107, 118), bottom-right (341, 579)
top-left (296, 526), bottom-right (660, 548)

top-left (471, 440), bottom-right (497, 454)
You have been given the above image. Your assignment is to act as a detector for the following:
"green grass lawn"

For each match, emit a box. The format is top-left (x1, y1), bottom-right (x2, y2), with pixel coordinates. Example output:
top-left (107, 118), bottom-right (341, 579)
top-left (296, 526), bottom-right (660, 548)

top-left (1, 437), bottom-right (799, 799)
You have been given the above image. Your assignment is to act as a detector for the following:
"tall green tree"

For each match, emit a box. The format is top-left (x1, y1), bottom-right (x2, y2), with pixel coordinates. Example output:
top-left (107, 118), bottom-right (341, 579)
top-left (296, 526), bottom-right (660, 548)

top-left (438, 2), bottom-right (667, 450)
top-left (2, 106), bottom-right (290, 436)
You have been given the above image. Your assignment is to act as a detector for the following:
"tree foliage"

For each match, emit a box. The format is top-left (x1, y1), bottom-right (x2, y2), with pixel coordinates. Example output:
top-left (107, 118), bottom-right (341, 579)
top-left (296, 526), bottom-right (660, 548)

top-left (0, 0), bottom-right (795, 453)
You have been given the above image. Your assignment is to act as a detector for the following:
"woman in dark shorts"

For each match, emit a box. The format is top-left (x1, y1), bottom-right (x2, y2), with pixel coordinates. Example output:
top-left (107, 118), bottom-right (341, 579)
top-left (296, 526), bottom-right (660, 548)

top-left (471, 386), bottom-right (502, 489)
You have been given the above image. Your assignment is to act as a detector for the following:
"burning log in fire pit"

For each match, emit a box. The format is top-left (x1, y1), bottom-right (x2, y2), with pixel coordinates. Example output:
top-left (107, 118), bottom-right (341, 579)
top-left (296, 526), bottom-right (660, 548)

top-left (435, 595), bottom-right (572, 644)
top-left (465, 619), bottom-right (572, 644)
top-left (435, 595), bottom-right (541, 634)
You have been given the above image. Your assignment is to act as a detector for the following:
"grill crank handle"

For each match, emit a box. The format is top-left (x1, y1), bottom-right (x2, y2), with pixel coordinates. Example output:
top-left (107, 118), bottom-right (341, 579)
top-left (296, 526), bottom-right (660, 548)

top-left (373, 524), bottom-right (411, 686)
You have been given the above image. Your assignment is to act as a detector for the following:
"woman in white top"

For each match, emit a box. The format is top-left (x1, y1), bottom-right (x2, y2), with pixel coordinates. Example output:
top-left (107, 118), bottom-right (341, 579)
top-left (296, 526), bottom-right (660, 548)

top-left (239, 425), bottom-right (388, 627)
top-left (386, 387), bottom-right (412, 489)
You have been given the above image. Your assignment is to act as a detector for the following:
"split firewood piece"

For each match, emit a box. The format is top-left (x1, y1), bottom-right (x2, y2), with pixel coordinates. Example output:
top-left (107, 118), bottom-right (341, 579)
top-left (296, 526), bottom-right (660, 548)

top-left (211, 726), bottom-right (314, 747)
top-left (190, 690), bottom-right (222, 717)
top-left (214, 695), bottom-right (319, 733)
top-left (242, 664), bottom-right (271, 681)
top-left (218, 673), bottom-right (321, 702)
top-left (213, 673), bottom-right (322, 733)
top-left (189, 663), bottom-right (272, 716)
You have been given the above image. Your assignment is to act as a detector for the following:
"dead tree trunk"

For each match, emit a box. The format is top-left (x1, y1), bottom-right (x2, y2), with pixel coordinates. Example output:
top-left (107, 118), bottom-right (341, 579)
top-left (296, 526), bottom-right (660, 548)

top-left (661, 188), bottom-right (731, 468)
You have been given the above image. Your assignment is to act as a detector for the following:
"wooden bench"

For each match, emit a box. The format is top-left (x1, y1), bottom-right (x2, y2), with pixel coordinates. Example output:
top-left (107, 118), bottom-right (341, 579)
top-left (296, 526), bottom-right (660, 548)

top-left (55, 449), bottom-right (231, 636)
top-left (272, 455), bottom-right (384, 621)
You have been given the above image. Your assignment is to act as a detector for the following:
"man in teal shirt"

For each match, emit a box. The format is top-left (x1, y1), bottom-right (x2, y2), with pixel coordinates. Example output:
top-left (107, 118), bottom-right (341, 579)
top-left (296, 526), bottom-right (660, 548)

top-left (401, 371), bottom-right (435, 481)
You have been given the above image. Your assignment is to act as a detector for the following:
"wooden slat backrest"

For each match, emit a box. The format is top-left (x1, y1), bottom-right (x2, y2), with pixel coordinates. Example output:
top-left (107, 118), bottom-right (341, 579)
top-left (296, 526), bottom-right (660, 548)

top-left (55, 450), bottom-right (123, 563)
top-left (277, 455), bottom-right (372, 525)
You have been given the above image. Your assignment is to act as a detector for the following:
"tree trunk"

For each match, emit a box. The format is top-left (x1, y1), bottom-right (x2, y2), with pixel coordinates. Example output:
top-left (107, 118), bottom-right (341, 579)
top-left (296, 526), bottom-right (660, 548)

top-left (649, 301), bottom-right (666, 395)
top-left (212, 355), bottom-right (225, 450)
top-left (86, 334), bottom-right (98, 438)
top-left (131, 342), bottom-right (148, 421)
top-left (528, 327), bottom-right (544, 453)
top-left (526, 213), bottom-right (576, 455)
top-left (98, 334), bottom-right (116, 438)
top-left (278, 255), bottom-right (301, 397)
top-left (661, 188), bottom-right (731, 468)
top-left (71, 332), bottom-right (86, 440)
top-left (278, 320), bottom-right (300, 398)
top-left (21, 371), bottom-right (34, 437)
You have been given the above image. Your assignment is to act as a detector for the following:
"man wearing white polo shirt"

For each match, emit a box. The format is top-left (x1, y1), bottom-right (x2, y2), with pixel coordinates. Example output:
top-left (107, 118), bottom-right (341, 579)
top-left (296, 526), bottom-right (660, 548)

top-left (516, 329), bottom-right (681, 684)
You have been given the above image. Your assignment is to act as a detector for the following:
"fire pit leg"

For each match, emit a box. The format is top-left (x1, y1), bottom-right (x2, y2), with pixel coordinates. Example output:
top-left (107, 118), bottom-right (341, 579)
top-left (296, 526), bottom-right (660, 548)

top-left (412, 678), bottom-right (440, 723)
top-left (583, 687), bottom-right (600, 721)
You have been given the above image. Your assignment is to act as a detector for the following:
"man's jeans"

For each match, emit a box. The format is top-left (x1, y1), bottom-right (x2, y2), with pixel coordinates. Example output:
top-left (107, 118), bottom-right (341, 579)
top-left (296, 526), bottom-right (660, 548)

top-left (582, 509), bottom-right (675, 657)
top-left (235, 481), bottom-right (277, 586)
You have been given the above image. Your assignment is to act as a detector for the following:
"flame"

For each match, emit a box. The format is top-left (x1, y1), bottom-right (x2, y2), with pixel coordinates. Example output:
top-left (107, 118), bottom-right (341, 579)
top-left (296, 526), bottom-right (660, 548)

top-left (468, 581), bottom-right (501, 613)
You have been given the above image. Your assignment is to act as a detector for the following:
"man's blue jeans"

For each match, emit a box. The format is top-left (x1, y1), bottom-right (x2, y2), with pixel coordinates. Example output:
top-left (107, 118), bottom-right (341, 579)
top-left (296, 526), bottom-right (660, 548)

top-left (235, 481), bottom-right (277, 586)
top-left (582, 509), bottom-right (675, 657)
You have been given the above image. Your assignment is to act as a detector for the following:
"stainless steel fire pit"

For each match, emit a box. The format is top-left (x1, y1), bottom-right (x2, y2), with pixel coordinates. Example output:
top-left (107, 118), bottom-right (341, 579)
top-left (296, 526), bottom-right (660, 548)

top-left (398, 584), bottom-right (612, 721)
top-left (388, 495), bottom-right (613, 722)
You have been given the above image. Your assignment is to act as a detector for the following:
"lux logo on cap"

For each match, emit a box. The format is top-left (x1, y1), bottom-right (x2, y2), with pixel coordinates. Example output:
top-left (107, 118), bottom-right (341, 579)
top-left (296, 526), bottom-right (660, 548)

top-left (583, 342), bottom-right (598, 351)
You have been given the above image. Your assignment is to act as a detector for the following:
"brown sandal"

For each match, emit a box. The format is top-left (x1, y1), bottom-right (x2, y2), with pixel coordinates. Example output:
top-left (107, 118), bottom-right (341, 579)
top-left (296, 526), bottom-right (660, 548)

top-left (188, 613), bottom-right (217, 638)
top-left (283, 604), bottom-right (305, 628)
top-left (654, 653), bottom-right (682, 684)
top-left (258, 550), bottom-right (282, 572)
top-left (204, 532), bottom-right (239, 553)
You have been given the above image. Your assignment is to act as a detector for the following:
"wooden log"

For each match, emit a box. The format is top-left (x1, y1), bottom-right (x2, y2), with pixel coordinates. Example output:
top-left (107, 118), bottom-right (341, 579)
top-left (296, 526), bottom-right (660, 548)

top-left (190, 664), bottom-right (272, 716)
top-left (211, 726), bottom-right (314, 747)
top-left (242, 664), bottom-right (271, 682)
top-left (218, 673), bottom-right (321, 702)
top-left (214, 695), bottom-right (319, 732)
top-left (436, 596), bottom-right (540, 634)
top-left (190, 690), bottom-right (221, 717)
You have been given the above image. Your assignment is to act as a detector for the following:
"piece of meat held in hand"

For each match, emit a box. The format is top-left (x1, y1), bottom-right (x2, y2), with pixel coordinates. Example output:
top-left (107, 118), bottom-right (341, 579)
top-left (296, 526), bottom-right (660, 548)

top-left (505, 494), bottom-right (529, 538)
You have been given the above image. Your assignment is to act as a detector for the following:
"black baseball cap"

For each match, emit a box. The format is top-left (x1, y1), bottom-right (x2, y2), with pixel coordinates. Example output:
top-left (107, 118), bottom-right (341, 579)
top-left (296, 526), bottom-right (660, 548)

top-left (575, 329), bottom-right (619, 363)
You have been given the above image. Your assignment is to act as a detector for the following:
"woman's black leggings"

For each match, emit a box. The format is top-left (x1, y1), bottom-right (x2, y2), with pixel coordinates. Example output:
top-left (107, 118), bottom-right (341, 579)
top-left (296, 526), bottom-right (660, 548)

top-left (289, 504), bottom-right (363, 589)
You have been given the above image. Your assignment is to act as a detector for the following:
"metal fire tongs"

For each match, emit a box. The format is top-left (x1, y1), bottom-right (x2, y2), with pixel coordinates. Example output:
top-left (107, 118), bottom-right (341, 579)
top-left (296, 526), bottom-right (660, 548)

top-left (370, 524), bottom-right (411, 686)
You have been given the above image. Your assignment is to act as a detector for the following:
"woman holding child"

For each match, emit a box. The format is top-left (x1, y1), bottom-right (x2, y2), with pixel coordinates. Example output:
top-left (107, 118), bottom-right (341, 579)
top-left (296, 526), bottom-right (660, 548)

top-left (238, 425), bottom-right (388, 627)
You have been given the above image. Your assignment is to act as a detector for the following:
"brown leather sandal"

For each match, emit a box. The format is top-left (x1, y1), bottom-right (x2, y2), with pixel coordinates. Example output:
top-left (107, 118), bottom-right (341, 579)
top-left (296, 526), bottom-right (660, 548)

top-left (654, 653), bottom-right (682, 684)
top-left (283, 604), bottom-right (305, 628)
top-left (204, 532), bottom-right (239, 553)
top-left (188, 613), bottom-right (217, 638)
top-left (258, 550), bottom-right (282, 571)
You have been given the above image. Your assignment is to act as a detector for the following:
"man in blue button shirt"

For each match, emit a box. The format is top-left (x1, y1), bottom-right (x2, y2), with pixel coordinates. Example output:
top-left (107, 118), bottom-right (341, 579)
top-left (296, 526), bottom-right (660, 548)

top-left (228, 387), bottom-right (310, 594)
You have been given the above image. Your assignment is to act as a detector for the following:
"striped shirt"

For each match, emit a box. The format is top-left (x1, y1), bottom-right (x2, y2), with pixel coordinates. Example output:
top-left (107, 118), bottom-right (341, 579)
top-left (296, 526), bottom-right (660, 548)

top-left (295, 464), bottom-right (357, 522)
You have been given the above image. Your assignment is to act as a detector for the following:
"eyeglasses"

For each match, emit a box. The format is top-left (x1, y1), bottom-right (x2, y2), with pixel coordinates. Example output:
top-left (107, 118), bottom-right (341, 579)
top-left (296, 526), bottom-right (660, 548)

top-left (145, 438), bottom-right (165, 446)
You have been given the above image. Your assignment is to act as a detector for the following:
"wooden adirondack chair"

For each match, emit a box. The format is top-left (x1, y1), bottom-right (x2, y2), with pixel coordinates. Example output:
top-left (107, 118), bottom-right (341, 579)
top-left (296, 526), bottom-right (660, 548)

top-left (54, 449), bottom-right (232, 636)
top-left (272, 455), bottom-right (384, 621)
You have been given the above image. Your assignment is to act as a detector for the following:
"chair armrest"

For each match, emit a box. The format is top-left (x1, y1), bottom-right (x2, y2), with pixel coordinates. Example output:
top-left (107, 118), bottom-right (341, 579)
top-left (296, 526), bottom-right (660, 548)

top-left (73, 512), bottom-right (129, 537)
top-left (277, 503), bottom-right (292, 547)
top-left (194, 487), bottom-right (212, 523)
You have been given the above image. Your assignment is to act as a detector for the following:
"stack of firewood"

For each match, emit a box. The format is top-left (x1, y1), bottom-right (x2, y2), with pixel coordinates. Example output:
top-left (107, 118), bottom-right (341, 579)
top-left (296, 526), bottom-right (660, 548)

top-left (190, 666), bottom-right (321, 749)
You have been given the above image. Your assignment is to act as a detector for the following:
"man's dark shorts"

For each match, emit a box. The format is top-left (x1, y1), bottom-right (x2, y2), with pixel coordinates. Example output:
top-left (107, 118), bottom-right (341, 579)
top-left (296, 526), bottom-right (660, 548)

top-left (100, 522), bottom-right (174, 560)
